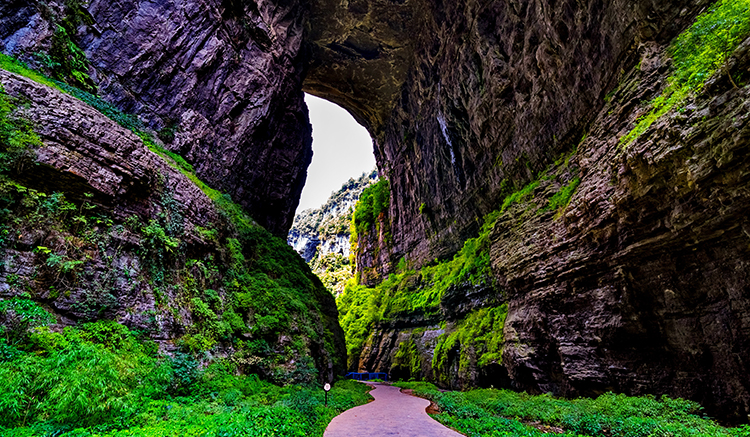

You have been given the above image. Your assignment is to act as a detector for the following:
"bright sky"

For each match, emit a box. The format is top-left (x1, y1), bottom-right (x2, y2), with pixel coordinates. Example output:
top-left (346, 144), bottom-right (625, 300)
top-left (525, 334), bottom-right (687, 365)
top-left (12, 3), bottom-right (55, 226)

top-left (296, 94), bottom-right (376, 213)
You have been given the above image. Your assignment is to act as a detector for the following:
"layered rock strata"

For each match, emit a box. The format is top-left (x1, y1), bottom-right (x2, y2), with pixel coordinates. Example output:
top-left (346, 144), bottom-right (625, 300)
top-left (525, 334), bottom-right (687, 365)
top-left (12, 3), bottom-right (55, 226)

top-left (349, 35), bottom-right (750, 422)
top-left (1, 0), bottom-right (312, 237)
top-left (0, 69), bottom-right (345, 383)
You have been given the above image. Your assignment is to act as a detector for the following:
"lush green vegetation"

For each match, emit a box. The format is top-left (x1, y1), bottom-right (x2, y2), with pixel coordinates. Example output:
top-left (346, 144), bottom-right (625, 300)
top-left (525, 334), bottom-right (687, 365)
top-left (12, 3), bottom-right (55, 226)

top-left (338, 209), bottom-right (499, 368)
top-left (620, 0), bottom-right (750, 146)
top-left (352, 178), bottom-right (390, 236)
top-left (0, 315), bottom-right (371, 436)
top-left (0, 56), bottom-right (366, 435)
top-left (0, 84), bottom-right (42, 174)
top-left (309, 253), bottom-right (353, 296)
top-left (432, 304), bottom-right (507, 385)
top-left (395, 382), bottom-right (750, 437)
top-left (1, 54), bottom-right (342, 385)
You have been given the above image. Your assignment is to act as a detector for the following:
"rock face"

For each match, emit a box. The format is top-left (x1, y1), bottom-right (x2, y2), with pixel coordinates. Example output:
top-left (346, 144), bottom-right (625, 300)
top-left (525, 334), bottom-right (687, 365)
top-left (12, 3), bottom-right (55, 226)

top-left (346, 30), bottom-right (750, 423)
top-left (288, 170), bottom-right (376, 262)
top-left (3, 0), bottom-right (750, 424)
top-left (1, 0), bottom-right (312, 237)
top-left (495, 38), bottom-right (750, 422)
top-left (0, 69), bottom-right (344, 383)
top-left (328, 0), bottom-right (750, 423)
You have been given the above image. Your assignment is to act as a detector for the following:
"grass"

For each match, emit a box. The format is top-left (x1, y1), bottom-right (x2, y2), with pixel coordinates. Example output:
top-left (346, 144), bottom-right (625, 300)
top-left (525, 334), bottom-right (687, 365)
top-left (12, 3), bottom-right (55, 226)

top-left (620, 0), bottom-right (750, 146)
top-left (394, 382), bottom-right (750, 437)
top-left (0, 319), bottom-right (372, 436)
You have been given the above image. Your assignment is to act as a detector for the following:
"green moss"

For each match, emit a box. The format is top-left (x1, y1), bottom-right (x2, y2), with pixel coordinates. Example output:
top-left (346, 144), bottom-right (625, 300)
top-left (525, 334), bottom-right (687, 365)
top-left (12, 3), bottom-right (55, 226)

top-left (501, 180), bottom-right (540, 212)
top-left (431, 304), bottom-right (508, 384)
top-left (620, 0), bottom-right (750, 146)
top-left (543, 176), bottom-right (581, 217)
top-left (392, 338), bottom-right (422, 380)
top-left (338, 210), bottom-right (501, 367)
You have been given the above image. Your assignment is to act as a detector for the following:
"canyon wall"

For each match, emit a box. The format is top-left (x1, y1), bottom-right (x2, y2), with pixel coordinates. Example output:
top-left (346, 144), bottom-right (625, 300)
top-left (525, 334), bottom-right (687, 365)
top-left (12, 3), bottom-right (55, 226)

top-left (326, 0), bottom-right (750, 423)
top-left (1, 0), bottom-right (312, 236)
top-left (0, 68), bottom-right (345, 382)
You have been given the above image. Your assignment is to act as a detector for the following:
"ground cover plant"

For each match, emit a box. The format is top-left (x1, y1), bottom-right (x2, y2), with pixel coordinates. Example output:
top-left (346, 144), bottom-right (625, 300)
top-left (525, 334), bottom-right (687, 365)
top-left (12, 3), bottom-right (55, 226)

top-left (395, 382), bottom-right (750, 437)
top-left (0, 316), bottom-right (371, 436)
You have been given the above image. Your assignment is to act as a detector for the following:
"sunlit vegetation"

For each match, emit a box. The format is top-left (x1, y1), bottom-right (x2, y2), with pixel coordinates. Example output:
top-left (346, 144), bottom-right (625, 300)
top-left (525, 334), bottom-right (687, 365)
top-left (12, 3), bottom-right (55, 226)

top-left (0, 313), bottom-right (371, 436)
top-left (352, 178), bottom-right (390, 236)
top-left (620, 0), bottom-right (750, 146)
top-left (395, 382), bottom-right (750, 437)
top-left (338, 209), bottom-right (499, 368)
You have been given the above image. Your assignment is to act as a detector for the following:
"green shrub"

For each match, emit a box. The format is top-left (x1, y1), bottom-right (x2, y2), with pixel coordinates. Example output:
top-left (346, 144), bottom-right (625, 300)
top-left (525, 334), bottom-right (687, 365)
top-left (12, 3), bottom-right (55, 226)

top-left (0, 323), bottom-right (373, 435)
top-left (0, 297), bottom-right (55, 345)
top-left (352, 179), bottom-right (389, 234)
top-left (393, 381), bottom-right (743, 437)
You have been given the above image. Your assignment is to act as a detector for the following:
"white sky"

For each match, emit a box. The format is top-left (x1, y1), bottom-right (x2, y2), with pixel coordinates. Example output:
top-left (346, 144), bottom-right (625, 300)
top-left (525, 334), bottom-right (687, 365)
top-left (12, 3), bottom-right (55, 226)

top-left (296, 94), bottom-right (376, 213)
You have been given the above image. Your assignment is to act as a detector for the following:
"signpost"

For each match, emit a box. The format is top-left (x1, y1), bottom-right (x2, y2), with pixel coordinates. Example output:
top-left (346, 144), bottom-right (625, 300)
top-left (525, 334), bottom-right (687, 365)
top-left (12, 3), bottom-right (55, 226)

top-left (324, 383), bottom-right (331, 407)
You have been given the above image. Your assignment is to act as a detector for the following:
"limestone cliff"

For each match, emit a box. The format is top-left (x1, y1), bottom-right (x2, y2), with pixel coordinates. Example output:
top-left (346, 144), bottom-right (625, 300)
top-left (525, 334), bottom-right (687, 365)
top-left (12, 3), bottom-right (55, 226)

top-left (2, 0), bottom-right (750, 424)
top-left (0, 68), bottom-right (344, 383)
top-left (288, 169), bottom-right (376, 262)
top-left (333, 0), bottom-right (750, 423)
top-left (1, 0), bottom-right (311, 237)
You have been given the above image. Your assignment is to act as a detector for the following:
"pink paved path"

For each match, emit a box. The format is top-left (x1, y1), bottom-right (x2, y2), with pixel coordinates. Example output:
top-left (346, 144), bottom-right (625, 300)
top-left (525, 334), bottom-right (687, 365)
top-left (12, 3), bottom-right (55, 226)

top-left (324, 383), bottom-right (465, 437)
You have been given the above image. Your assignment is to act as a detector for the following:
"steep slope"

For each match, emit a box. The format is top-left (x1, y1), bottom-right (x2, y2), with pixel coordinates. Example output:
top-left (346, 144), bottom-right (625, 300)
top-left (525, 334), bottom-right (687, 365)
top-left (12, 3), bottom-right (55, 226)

top-left (0, 64), bottom-right (344, 384)
top-left (288, 170), bottom-right (377, 293)
top-left (0, 0), bottom-right (311, 236)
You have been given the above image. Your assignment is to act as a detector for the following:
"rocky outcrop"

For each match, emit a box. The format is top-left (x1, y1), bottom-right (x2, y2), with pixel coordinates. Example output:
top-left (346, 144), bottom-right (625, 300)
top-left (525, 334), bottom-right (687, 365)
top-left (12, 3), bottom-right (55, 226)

top-left (330, 0), bottom-right (712, 269)
top-left (1, 0), bottom-right (312, 237)
top-left (347, 32), bottom-right (750, 422)
top-left (0, 69), bottom-right (345, 383)
top-left (495, 37), bottom-right (750, 423)
top-left (288, 170), bottom-right (376, 262)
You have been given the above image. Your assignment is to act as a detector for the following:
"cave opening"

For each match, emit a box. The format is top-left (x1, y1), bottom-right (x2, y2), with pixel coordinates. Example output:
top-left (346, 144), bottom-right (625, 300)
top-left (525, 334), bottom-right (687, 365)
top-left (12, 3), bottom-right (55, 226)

top-left (297, 93), bottom-right (377, 214)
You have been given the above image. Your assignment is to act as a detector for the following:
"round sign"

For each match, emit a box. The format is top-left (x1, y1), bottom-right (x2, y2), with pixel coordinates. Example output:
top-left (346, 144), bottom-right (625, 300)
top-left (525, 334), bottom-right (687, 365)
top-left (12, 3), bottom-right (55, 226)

top-left (324, 383), bottom-right (331, 392)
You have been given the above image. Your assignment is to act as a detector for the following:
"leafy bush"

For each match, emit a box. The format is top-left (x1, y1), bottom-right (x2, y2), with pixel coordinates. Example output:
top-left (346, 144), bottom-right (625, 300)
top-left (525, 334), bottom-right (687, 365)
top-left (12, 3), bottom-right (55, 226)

top-left (0, 297), bottom-right (55, 344)
top-left (352, 178), bottom-right (390, 235)
top-left (394, 382), bottom-right (746, 437)
top-left (0, 322), bottom-right (372, 435)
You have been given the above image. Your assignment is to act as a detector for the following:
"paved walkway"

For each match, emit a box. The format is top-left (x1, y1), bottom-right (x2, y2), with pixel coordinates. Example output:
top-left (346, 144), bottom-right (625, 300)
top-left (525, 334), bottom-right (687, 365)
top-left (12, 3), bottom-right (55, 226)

top-left (324, 383), bottom-right (465, 437)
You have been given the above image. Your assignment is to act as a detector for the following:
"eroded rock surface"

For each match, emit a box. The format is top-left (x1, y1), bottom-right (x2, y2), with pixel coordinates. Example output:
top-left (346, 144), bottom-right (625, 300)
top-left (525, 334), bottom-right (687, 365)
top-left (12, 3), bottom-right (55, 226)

top-left (1, 0), bottom-right (312, 237)
top-left (348, 35), bottom-right (750, 422)
top-left (0, 70), bottom-right (345, 383)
